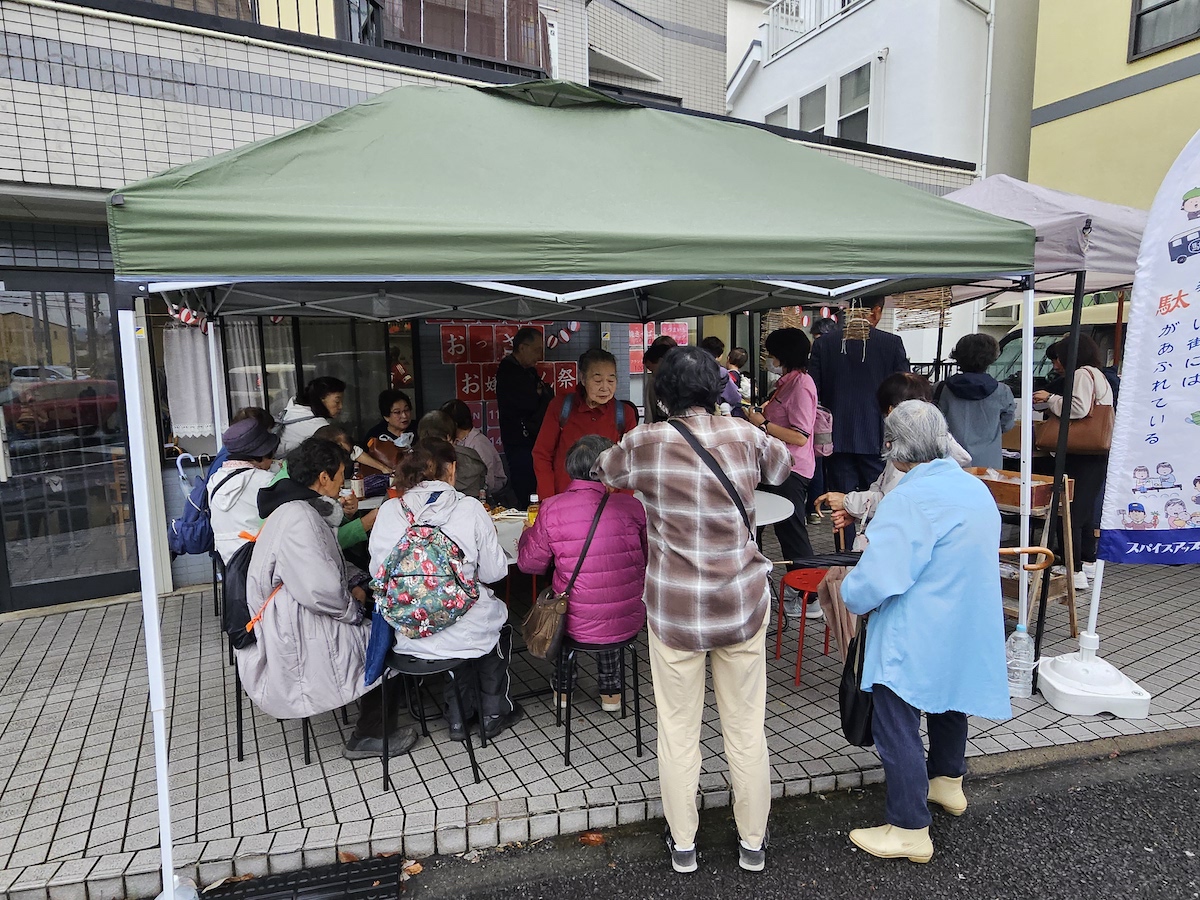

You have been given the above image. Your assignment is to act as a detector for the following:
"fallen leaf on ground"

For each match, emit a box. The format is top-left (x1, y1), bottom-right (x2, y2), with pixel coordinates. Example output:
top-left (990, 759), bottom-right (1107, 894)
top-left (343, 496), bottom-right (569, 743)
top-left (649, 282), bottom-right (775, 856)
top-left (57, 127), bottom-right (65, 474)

top-left (404, 861), bottom-right (424, 875)
top-left (338, 851), bottom-right (360, 863)
top-left (1109, 750), bottom-right (1120, 759)
top-left (579, 832), bottom-right (606, 846)
top-left (371, 880), bottom-right (381, 887)
top-left (201, 874), bottom-right (255, 892)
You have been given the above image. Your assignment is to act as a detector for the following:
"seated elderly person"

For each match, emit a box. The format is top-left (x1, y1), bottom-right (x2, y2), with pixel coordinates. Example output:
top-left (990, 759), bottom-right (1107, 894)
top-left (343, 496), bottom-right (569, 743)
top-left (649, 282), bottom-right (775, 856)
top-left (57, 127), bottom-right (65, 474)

top-left (840, 401), bottom-right (1010, 864)
top-left (369, 438), bottom-right (522, 742)
top-left (238, 438), bottom-right (417, 759)
top-left (518, 435), bottom-right (647, 711)
top-left (416, 410), bottom-right (488, 498)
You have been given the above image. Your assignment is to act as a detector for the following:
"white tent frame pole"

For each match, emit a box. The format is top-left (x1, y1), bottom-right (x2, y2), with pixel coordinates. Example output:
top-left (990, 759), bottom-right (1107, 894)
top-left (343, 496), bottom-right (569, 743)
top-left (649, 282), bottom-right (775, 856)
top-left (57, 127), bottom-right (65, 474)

top-left (117, 307), bottom-right (176, 897)
top-left (206, 314), bottom-right (226, 439)
top-left (1018, 277), bottom-right (1035, 628)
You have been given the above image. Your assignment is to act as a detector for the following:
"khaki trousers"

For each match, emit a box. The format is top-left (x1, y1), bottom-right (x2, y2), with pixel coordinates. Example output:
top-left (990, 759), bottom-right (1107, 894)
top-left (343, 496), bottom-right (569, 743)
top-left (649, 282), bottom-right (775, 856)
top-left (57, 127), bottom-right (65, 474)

top-left (647, 620), bottom-right (770, 848)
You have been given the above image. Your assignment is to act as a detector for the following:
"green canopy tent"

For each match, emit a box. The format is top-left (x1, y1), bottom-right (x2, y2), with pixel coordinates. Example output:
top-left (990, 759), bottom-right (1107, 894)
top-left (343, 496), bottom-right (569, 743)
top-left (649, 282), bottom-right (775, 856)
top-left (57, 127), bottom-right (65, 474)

top-left (108, 80), bottom-right (1034, 320)
top-left (106, 80), bottom-right (1037, 900)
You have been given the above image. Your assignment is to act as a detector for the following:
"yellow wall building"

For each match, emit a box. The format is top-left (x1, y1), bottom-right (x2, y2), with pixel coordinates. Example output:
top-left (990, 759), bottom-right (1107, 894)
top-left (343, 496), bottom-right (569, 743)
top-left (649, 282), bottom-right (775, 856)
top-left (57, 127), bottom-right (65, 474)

top-left (1029, 0), bottom-right (1200, 210)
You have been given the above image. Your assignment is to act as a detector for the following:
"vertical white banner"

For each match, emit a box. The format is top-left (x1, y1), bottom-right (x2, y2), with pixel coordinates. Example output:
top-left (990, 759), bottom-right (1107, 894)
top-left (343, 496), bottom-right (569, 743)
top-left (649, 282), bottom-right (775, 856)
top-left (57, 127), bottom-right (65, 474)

top-left (1099, 128), bottom-right (1200, 565)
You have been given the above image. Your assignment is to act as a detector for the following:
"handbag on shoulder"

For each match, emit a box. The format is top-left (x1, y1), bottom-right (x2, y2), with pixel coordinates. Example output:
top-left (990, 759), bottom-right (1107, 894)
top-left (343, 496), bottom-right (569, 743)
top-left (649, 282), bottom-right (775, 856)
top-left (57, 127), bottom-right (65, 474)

top-left (839, 615), bottom-right (874, 747)
top-left (522, 494), bottom-right (610, 660)
top-left (1034, 367), bottom-right (1114, 455)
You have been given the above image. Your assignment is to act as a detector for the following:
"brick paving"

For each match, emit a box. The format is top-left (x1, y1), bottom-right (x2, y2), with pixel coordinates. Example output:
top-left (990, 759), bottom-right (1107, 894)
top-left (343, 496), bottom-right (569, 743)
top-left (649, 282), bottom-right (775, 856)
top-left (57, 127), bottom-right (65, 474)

top-left (1, 527), bottom-right (1197, 900)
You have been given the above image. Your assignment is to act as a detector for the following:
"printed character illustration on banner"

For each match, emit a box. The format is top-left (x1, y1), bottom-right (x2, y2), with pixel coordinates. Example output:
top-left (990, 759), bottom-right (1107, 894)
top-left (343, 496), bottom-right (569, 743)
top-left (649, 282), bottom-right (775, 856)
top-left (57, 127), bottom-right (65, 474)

top-left (1184, 187), bottom-right (1200, 221)
top-left (1190, 512), bottom-right (1200, 528)
top-left (1192, 475), bottom-right (1200, 505)
top-left (1133, 465), bottom-right (1152, 493)
top-left (1164, 498), bottom-right (1190, 529)
top-left (1121, 503), bottom-right (1160, 530)
top-left (1170, 228), bottom-right (1200, 264)
top-left (1156, 461), bottom-right (1178, 489)
top-left (1187, 410), bottom-right (1200, 426)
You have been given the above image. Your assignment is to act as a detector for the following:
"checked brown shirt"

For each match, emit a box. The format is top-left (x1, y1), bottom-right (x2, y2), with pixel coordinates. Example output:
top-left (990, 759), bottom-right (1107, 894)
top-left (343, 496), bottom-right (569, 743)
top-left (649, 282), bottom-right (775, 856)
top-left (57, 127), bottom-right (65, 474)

top-left (595, 408), bottom-right (792, 651)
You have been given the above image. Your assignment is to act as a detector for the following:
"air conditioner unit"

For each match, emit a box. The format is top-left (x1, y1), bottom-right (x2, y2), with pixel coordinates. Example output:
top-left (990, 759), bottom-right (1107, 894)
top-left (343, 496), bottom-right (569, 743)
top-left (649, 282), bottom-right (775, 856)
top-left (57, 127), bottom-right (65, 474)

top-left (979, 304), bottom-right (1019, 326)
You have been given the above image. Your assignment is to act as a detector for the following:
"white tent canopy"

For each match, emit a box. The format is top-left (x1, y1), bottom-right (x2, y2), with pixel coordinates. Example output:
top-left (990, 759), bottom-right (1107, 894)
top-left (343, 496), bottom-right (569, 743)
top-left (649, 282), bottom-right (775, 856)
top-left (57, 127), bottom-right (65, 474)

top-left (946, 174), bottom-right (1148, 304)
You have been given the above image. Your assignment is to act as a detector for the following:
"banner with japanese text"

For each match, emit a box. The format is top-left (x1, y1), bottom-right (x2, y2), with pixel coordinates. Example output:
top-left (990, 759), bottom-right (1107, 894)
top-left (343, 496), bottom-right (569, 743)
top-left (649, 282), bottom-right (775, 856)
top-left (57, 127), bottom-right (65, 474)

top-left (1099, 128), bottom-right (1200, 564)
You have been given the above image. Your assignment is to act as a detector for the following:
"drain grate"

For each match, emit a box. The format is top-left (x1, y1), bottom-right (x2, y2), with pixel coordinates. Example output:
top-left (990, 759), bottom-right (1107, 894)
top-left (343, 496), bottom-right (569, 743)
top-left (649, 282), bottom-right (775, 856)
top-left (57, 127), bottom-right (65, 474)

top-left (205, 857), bottom-right (406, 900)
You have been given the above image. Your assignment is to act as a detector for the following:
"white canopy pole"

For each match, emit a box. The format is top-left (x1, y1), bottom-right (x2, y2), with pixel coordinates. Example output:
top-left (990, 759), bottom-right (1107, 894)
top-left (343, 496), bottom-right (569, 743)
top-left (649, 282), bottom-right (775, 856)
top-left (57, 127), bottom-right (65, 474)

top-left (1018, 277), bottom-right (1034, 627)
top-left (117, 308), bottom-right (177, 896)
top-left (206, 318), bottom-right (227, 439)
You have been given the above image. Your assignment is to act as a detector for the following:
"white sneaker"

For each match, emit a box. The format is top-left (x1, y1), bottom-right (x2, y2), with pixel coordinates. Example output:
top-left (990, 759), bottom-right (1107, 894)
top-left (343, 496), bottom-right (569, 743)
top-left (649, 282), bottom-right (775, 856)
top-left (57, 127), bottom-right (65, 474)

top-left (805, 599), bottom-right (824, 620)
top-left (1082, 561), bottom-right (1097, 579)
top-left (1073, 570), bottom-right (1089, 591)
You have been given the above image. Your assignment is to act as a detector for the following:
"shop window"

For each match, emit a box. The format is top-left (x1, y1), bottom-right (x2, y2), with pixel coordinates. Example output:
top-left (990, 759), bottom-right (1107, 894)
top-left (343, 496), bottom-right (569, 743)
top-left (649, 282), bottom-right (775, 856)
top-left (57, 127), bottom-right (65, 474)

top-left (1130, 0), bottom-right (1200, 59)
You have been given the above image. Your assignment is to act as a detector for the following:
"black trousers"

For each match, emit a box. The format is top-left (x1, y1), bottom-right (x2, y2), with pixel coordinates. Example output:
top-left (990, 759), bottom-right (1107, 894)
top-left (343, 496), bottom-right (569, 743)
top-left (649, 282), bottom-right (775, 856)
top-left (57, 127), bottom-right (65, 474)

top-left (871, 684), bottom-right (968, 830)
top-left (505, 444), bottom-right (537, 508)
top-left (352, 680), bottom-right (407, 739)
top-left (824, 452), bottom-right (886, 545)
top-left (763, 471), bottom-right (813, 568)
top-left (444, 624), bottom-right (516, 726)
top-left (1064, 454), bottom-right (1107, 571)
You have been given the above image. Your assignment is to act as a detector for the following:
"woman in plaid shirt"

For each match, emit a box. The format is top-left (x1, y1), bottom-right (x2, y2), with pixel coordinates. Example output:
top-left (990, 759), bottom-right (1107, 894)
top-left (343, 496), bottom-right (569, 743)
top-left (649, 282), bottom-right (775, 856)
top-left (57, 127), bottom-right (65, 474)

top-left (595, 346), bottom-right (792, 874)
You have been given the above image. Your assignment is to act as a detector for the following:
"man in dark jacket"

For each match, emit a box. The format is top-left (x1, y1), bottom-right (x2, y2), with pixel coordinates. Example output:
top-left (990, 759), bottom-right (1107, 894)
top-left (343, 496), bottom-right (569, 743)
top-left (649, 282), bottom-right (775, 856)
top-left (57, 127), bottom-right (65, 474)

top-left (808, 297), bottom-right (910, 508)
top-left (497, 327), bottom-right (553, 506)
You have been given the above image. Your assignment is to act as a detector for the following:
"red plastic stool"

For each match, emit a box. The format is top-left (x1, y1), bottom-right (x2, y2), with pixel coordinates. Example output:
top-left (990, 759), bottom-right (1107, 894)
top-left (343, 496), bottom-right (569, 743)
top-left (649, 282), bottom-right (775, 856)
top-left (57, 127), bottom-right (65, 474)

top-left (773, 568), bottom-right (831, 686)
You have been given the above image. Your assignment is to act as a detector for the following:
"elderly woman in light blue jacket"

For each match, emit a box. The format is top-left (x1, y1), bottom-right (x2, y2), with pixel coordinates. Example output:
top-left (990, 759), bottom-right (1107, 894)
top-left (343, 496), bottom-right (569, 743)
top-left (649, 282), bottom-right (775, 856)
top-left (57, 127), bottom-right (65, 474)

top-left (841, 401), bottom-right (1010, 865)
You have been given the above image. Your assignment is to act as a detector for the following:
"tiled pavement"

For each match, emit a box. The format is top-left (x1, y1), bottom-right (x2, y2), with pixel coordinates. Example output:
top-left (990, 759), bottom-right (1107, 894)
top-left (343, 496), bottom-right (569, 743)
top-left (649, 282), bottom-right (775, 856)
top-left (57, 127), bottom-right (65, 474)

top-left (2, 528), bottom-right (1198, 900)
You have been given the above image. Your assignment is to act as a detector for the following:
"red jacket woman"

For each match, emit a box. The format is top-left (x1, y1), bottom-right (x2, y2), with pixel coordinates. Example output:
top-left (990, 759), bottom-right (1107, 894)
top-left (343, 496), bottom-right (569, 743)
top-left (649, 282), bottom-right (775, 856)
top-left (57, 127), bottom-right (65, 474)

top-left (532, 348), bottom-right (638, 499)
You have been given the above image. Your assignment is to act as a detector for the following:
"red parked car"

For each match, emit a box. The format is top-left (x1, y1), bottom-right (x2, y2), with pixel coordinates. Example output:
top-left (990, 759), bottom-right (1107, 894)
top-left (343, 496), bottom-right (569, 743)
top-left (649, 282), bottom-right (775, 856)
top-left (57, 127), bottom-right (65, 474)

top-left (0, 379), bottom-right (121, 436)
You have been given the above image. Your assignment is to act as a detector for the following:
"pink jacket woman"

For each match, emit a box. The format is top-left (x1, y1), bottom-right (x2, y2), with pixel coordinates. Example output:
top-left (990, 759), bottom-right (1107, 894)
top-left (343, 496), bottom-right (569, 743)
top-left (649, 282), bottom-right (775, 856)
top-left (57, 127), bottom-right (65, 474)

top-left (518, 478), bottom-right (648, 646)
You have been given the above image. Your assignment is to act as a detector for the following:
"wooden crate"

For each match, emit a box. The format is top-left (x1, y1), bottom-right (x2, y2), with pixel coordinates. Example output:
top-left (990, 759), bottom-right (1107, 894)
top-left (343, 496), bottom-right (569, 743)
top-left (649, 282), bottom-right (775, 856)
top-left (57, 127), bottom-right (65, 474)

top-left (965, 468), bottom-right (1070, 511)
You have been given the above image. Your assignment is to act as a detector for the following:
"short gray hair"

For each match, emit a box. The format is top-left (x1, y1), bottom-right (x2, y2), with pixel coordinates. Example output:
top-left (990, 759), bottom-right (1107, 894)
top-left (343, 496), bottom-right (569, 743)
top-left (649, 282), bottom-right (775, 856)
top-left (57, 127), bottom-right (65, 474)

top-left (882, 400), bottom-right (949, 465)
top-left (566, 435), bottom-right (615, 481)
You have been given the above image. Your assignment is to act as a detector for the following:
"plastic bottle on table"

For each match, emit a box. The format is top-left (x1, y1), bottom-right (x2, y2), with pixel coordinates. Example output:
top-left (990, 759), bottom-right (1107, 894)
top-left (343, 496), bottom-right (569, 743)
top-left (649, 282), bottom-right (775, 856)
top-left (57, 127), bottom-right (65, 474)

top-left (350, 462), bottom-right (365, 499)
top-left (527, 494), bottom-right (540, 526)
top-left (1006, 624), bottom-right (1035, 699)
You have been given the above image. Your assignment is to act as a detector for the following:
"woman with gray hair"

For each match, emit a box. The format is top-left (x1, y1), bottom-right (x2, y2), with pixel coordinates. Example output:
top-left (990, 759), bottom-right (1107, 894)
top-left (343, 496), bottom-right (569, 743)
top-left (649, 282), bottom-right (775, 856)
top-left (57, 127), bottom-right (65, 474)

top-left (518, 435), bottom-right (648, 711)
top-left (841, 400), bottom-right (1010, 864)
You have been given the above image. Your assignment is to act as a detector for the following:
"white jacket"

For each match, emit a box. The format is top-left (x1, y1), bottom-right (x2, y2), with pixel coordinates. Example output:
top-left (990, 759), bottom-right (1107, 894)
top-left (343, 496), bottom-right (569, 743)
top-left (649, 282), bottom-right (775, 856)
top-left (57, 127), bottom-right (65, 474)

top-left (843, 435), bottom-right (973, 530)
top-left (275, 399), bottom-right (328, 457)
top-left (368, 481), bottom-right (510, 661)
top-left (208, 463), bottom-right (274, 566)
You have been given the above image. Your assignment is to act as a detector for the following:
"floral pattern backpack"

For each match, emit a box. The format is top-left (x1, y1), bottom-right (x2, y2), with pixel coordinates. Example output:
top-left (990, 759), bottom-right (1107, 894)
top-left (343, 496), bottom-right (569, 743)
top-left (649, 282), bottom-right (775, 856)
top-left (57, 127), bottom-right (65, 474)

top-left (370, 498), bottom-right (479, 639)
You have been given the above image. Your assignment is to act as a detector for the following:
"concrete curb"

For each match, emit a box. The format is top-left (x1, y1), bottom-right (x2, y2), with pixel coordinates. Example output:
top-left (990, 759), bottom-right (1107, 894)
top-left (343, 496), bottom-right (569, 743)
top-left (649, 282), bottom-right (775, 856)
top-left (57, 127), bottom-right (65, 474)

top-left (7, 724), bottom-right (1199, 899)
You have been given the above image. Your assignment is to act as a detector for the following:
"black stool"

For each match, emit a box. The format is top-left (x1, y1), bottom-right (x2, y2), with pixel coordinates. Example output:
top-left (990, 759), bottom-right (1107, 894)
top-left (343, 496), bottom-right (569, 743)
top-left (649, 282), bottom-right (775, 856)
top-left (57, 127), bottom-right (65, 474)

top-left (554, 637), bottom-right (643, 765)
top-left (382, 654), bottom-right (485, 789)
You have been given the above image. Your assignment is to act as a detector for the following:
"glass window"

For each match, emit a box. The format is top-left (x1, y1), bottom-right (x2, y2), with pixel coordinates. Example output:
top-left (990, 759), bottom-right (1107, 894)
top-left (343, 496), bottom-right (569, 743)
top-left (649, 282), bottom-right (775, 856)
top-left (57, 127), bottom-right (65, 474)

top-left (798, 86), bottom-right (826, 135)
top-left (838, 63), bottom-right (870, 142)
top-left (1131, 0), bottom-right (1200, 58)
top-left (764, 106), bottom-right (789, 128)
top-left (0, 291), bottom-right (135, 591)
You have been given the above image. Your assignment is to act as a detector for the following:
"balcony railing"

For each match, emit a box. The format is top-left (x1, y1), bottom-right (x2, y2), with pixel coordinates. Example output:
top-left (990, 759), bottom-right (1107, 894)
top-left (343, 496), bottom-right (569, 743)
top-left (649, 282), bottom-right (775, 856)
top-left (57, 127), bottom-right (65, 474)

top-left (136, 0), bottom-right (550, 74)
top-left (765, 0), bottom-right (861, 59)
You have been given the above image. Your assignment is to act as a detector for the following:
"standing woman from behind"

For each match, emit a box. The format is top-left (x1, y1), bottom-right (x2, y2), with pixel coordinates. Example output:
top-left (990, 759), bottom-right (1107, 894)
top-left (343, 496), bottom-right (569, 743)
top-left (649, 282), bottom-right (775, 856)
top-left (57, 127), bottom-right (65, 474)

top-left (937, 333), bottom-right (1015, 469)
top-left (745, 328), bottom-right (818, 585)
top-left (533, 348), bottom-right (639, 500)
top-left (1032, 334), bottom-right (1114, 592)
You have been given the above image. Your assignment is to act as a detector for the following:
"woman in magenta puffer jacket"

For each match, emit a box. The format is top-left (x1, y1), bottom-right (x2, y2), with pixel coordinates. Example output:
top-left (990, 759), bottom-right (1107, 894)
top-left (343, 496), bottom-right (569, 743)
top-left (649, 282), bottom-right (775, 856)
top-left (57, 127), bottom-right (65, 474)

top-left (518, 435), bottom-right (648, 712)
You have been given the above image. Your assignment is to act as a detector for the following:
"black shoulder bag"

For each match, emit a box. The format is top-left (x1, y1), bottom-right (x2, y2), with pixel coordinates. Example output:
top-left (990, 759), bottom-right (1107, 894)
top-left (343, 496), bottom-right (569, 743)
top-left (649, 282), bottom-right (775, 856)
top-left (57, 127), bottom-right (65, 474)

top-left (667, 419), bottom-right (752, 537)
top-left (839, 615), bottom-right (874, 747)
top-left (521, 494), bottom-right (610, 660)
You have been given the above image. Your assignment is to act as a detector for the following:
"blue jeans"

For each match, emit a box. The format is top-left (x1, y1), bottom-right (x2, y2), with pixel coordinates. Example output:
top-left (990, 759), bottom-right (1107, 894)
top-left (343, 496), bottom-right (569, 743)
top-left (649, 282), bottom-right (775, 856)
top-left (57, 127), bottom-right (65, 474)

top-left (870, 684), bottom-right (968, 829)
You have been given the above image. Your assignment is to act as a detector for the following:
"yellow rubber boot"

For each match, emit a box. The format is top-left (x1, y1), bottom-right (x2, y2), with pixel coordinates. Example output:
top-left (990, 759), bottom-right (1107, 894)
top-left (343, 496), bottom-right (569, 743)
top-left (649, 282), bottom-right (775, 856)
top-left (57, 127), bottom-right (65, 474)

top-left (928, 776), bottom-right (968, 815)
top-left (849, 824), bottom-right (934, 863)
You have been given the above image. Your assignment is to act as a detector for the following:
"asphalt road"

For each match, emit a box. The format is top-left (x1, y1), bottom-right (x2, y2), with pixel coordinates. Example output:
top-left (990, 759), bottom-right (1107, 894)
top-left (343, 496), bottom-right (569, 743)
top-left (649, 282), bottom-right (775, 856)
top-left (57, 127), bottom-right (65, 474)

top-left (406, 741), bottom-right (1200, 900)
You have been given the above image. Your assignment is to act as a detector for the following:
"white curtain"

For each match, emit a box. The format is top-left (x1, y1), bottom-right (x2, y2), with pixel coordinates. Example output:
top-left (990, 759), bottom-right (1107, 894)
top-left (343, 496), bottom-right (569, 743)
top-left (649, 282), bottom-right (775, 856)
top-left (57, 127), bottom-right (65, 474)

top-left (163, 325), bottom-right (214, 438)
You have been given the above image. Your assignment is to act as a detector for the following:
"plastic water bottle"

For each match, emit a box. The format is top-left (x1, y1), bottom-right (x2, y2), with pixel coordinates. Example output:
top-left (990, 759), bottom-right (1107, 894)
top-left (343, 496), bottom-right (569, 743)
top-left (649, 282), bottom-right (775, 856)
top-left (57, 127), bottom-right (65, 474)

top-left (1006, 624), bottom-right (1035, 699)
top-left (526, 494), bottom-right (540, 526)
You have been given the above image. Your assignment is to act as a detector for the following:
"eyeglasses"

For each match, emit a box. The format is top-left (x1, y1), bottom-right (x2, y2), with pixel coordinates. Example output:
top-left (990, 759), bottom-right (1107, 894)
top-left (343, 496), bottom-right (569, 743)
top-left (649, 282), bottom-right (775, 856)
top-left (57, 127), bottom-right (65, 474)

top-left (387, 407), bottom-right (411, 418)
